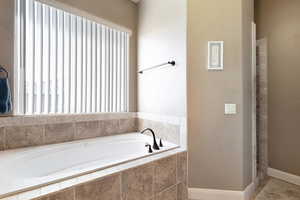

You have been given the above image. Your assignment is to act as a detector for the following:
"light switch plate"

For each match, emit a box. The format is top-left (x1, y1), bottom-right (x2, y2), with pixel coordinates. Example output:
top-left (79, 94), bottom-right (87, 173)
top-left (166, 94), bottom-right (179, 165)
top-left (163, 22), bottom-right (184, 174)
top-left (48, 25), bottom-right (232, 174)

top-left (225, 104), bottom-right (237, 115)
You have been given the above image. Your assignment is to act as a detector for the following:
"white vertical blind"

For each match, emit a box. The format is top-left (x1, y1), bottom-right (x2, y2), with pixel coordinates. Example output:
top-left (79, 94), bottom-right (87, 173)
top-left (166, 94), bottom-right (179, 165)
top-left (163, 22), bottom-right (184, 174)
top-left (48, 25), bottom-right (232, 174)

top-left (15, 0), bottom-right (130, 115)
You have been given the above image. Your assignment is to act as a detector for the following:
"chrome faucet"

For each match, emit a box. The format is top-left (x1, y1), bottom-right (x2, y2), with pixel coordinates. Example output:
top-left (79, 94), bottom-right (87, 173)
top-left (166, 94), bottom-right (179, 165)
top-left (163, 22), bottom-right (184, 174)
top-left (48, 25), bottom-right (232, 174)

top-left (141, 128), bottom-right (160, 150)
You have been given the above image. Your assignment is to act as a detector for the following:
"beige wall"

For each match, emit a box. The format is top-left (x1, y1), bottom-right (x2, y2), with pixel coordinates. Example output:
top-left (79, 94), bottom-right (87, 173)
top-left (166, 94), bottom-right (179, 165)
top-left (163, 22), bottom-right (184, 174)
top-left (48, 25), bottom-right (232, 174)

top-left (0, 0), bottom-right (138, 112)
top-left (0, 0), bottom-right (15, 110)
top-left (137, 0), bottom-right (187, 117)
top-left (188, 0), bottom-right (253, 190)
top-left (255, 0), bottom-right (300, 176)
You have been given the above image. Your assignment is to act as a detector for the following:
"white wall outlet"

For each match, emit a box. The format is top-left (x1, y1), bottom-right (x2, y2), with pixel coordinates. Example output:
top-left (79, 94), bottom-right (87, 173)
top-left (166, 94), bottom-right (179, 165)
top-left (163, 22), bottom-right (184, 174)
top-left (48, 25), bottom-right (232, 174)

top-left (225, 104), bottom-right (237, 115)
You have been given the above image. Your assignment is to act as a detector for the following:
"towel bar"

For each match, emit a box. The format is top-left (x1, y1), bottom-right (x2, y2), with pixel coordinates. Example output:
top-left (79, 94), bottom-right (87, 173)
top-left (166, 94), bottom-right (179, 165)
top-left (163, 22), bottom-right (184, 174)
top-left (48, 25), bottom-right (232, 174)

top-left (138, 60), bottom-right (176, 74)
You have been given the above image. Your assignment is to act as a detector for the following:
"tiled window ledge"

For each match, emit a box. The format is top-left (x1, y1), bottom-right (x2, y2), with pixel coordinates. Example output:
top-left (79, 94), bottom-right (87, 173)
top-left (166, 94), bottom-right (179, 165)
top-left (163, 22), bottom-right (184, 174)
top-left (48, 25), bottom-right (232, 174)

top-left (0, 113), bottom-right (136, 127)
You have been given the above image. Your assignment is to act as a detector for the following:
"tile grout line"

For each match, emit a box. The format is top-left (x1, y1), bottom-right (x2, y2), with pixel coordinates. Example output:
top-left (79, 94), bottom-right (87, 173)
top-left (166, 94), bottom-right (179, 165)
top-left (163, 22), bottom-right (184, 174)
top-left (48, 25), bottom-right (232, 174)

top-left (176, 153), bottom-right (179, 200)
top-left (3, 127), bottom-right (7, 150)
top-left (152, 160), bottom-right (155, 199)
top-left (42, 125), bottom-right (45, 146)
top-left (176, 152), bottom-right (178, 184)
top-left (119, 172), bottom-right (122, 200)
top-left (74, 184), bottom-right (77, 200)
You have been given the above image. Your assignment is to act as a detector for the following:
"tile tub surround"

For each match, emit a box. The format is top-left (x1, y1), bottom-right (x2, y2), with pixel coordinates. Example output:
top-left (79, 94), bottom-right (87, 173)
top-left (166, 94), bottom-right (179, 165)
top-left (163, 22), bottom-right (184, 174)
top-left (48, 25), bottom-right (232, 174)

top-left (27, 152), bottom-right (188, 200)
top-left (138, 118), bottom-right (181, 145)
top-left (0, 114), bottom-right (138, 151)
top-left (0, 112), bottom-right (185, 151)
top-left (136, 112), bottom-right (187, 148)
top-left (0, 128), bottom-right (5, 151)
top-left (5, 125), bottom-right (44, 149)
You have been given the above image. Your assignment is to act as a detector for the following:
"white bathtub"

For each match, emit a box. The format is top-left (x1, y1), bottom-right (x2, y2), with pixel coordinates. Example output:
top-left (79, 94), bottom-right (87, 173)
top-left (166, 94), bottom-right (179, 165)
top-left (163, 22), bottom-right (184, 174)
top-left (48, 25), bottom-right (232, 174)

top-left (0, 133), bottom-right (178, 198)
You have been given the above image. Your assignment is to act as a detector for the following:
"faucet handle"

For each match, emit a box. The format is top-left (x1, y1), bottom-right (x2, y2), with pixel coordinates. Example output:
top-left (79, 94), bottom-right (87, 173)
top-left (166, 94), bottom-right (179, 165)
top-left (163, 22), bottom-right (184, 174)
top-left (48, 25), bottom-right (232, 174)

top-left (145, 143), bottom-right (153, 153)
top-left (159, 139), bottom-right (163, 147)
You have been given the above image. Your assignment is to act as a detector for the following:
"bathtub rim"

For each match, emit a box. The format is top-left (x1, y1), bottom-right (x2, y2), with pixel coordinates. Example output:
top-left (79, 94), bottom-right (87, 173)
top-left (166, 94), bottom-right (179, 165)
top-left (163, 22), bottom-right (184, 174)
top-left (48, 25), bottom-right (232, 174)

top-left (0, 141), bottom-right (184, 200)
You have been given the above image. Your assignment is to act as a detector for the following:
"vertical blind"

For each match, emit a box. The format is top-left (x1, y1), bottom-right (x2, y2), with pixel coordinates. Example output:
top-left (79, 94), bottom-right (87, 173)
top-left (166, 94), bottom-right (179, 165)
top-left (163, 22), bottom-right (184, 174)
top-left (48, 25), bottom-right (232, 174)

top-left (15, 0), bottom-right (130, 115)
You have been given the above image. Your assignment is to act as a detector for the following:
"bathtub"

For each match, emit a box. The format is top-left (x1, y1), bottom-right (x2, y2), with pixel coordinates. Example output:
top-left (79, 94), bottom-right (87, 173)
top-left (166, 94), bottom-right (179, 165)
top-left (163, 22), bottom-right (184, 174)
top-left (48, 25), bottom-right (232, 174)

top-left (0, 133), bottom-right (178, 198)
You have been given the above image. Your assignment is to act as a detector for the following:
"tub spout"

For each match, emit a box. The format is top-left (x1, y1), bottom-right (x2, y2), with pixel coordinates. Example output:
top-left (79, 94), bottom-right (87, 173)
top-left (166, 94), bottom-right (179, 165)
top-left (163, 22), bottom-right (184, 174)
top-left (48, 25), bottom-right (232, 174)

top-left (141, 128), bottom-right (160, 150)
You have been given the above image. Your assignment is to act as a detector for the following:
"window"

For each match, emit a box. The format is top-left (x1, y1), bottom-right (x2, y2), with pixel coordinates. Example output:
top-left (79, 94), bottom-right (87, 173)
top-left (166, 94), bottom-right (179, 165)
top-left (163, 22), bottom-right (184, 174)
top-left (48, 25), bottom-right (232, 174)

top-left (15, 0), bottom-right (130, 115)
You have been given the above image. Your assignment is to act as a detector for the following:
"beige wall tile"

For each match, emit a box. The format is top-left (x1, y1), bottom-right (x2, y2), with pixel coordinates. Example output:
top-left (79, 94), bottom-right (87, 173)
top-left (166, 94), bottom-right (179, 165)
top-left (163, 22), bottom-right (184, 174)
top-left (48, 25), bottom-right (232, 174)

top-left (177, 183), bottom-right (188, 200)
top-left (5, 125), bottom-right (44, 149)
top-left (48, 188), bottom-right (75, 200)
top-left (45, 123), bottom-right (74, 145)
top-left (12, 152), bottom-right (185, 200)
top-left (122, 163), bottom-right (154, 200)
top-left (155, 185), bottom-right (177, 200)
top-left (35, 197), bottom-right (49, 200)
top-left (154, 156), bottom-right (177, 193)
top-left (177, 152), bottom-right (188, 185)
top-left (75, 121), bottom-right (100, 140)
top-left (75, 174), bottom-right (121, 200)
top-left (100, 120), bottom-right (120, 136)
top-left (0, 127), bottom-right (5, 150)
top-left (119, 118), bottom-right (137, 133)
top-left (161, 124), bottom-right (180, 145)
top-left (137, 119), bottom-right (180, 145)
top-left (137, 118), bottom-right (145, 131)
top-left (0, 116), bottom-right (179, 150)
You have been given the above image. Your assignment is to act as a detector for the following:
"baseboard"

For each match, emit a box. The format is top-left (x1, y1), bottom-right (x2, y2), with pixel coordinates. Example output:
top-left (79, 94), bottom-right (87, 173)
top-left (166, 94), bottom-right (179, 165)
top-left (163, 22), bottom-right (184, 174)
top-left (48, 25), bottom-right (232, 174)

top-left (188, 182), bottom-right (255, 200)
top-left (268, 168), bottom-right (300, 186)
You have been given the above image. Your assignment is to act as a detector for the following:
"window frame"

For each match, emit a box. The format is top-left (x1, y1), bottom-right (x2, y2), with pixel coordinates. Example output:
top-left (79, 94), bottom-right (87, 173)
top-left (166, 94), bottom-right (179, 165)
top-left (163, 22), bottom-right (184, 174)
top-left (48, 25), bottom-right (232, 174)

top-left (14, 0), bottom-right (132, 115)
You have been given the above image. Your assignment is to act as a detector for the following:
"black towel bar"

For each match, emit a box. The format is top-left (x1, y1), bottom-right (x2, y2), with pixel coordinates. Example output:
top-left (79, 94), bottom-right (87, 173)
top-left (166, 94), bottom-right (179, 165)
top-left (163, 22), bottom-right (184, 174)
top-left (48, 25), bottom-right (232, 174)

top-left (138, 60), bottom-right (176, 74)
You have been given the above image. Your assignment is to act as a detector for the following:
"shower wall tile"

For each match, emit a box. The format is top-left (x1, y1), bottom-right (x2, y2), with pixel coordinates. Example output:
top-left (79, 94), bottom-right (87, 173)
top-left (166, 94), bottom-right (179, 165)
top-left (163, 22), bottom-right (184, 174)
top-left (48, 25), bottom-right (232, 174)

top-left (153, 155), bottom-right (177, 193)
top-left (5, 125), bottom-right (44, 149)
top-left (44, 123), bottom-right (75, 145)
top-left (257, 39), bottom-right (268, 182)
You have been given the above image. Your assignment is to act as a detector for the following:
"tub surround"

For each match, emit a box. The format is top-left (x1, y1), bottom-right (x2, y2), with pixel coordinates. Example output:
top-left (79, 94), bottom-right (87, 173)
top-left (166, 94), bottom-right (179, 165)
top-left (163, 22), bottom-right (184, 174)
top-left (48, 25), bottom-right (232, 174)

top-left (0, 118), bottom-right (137, 151)
top-left (0, 133), bottom-right (178, 197)
top-left (0, 112), bottom-right (184, 151)
top-left (0, 112), bottom-right (187, 200)
top-left (0, 150), bottom-right (187, 200)
top-left (32, 152), bottom-right (187, 200)
top-left (137, 112), bottom-right (187, 148)
top-left (138, 118), bottom-right (180, 146)
top-left (0, 128), bottom-right (5, 151)
top-left (0, 113), bottom-right (136, 127)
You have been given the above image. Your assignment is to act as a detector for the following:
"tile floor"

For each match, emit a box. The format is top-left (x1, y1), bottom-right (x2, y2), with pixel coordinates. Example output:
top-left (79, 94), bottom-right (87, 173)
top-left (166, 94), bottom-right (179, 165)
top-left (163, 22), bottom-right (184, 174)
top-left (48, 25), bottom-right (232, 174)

top-left (255, 178), bottom-right (300, 200)
top-left (189, 178), bottom-right (300, 200)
